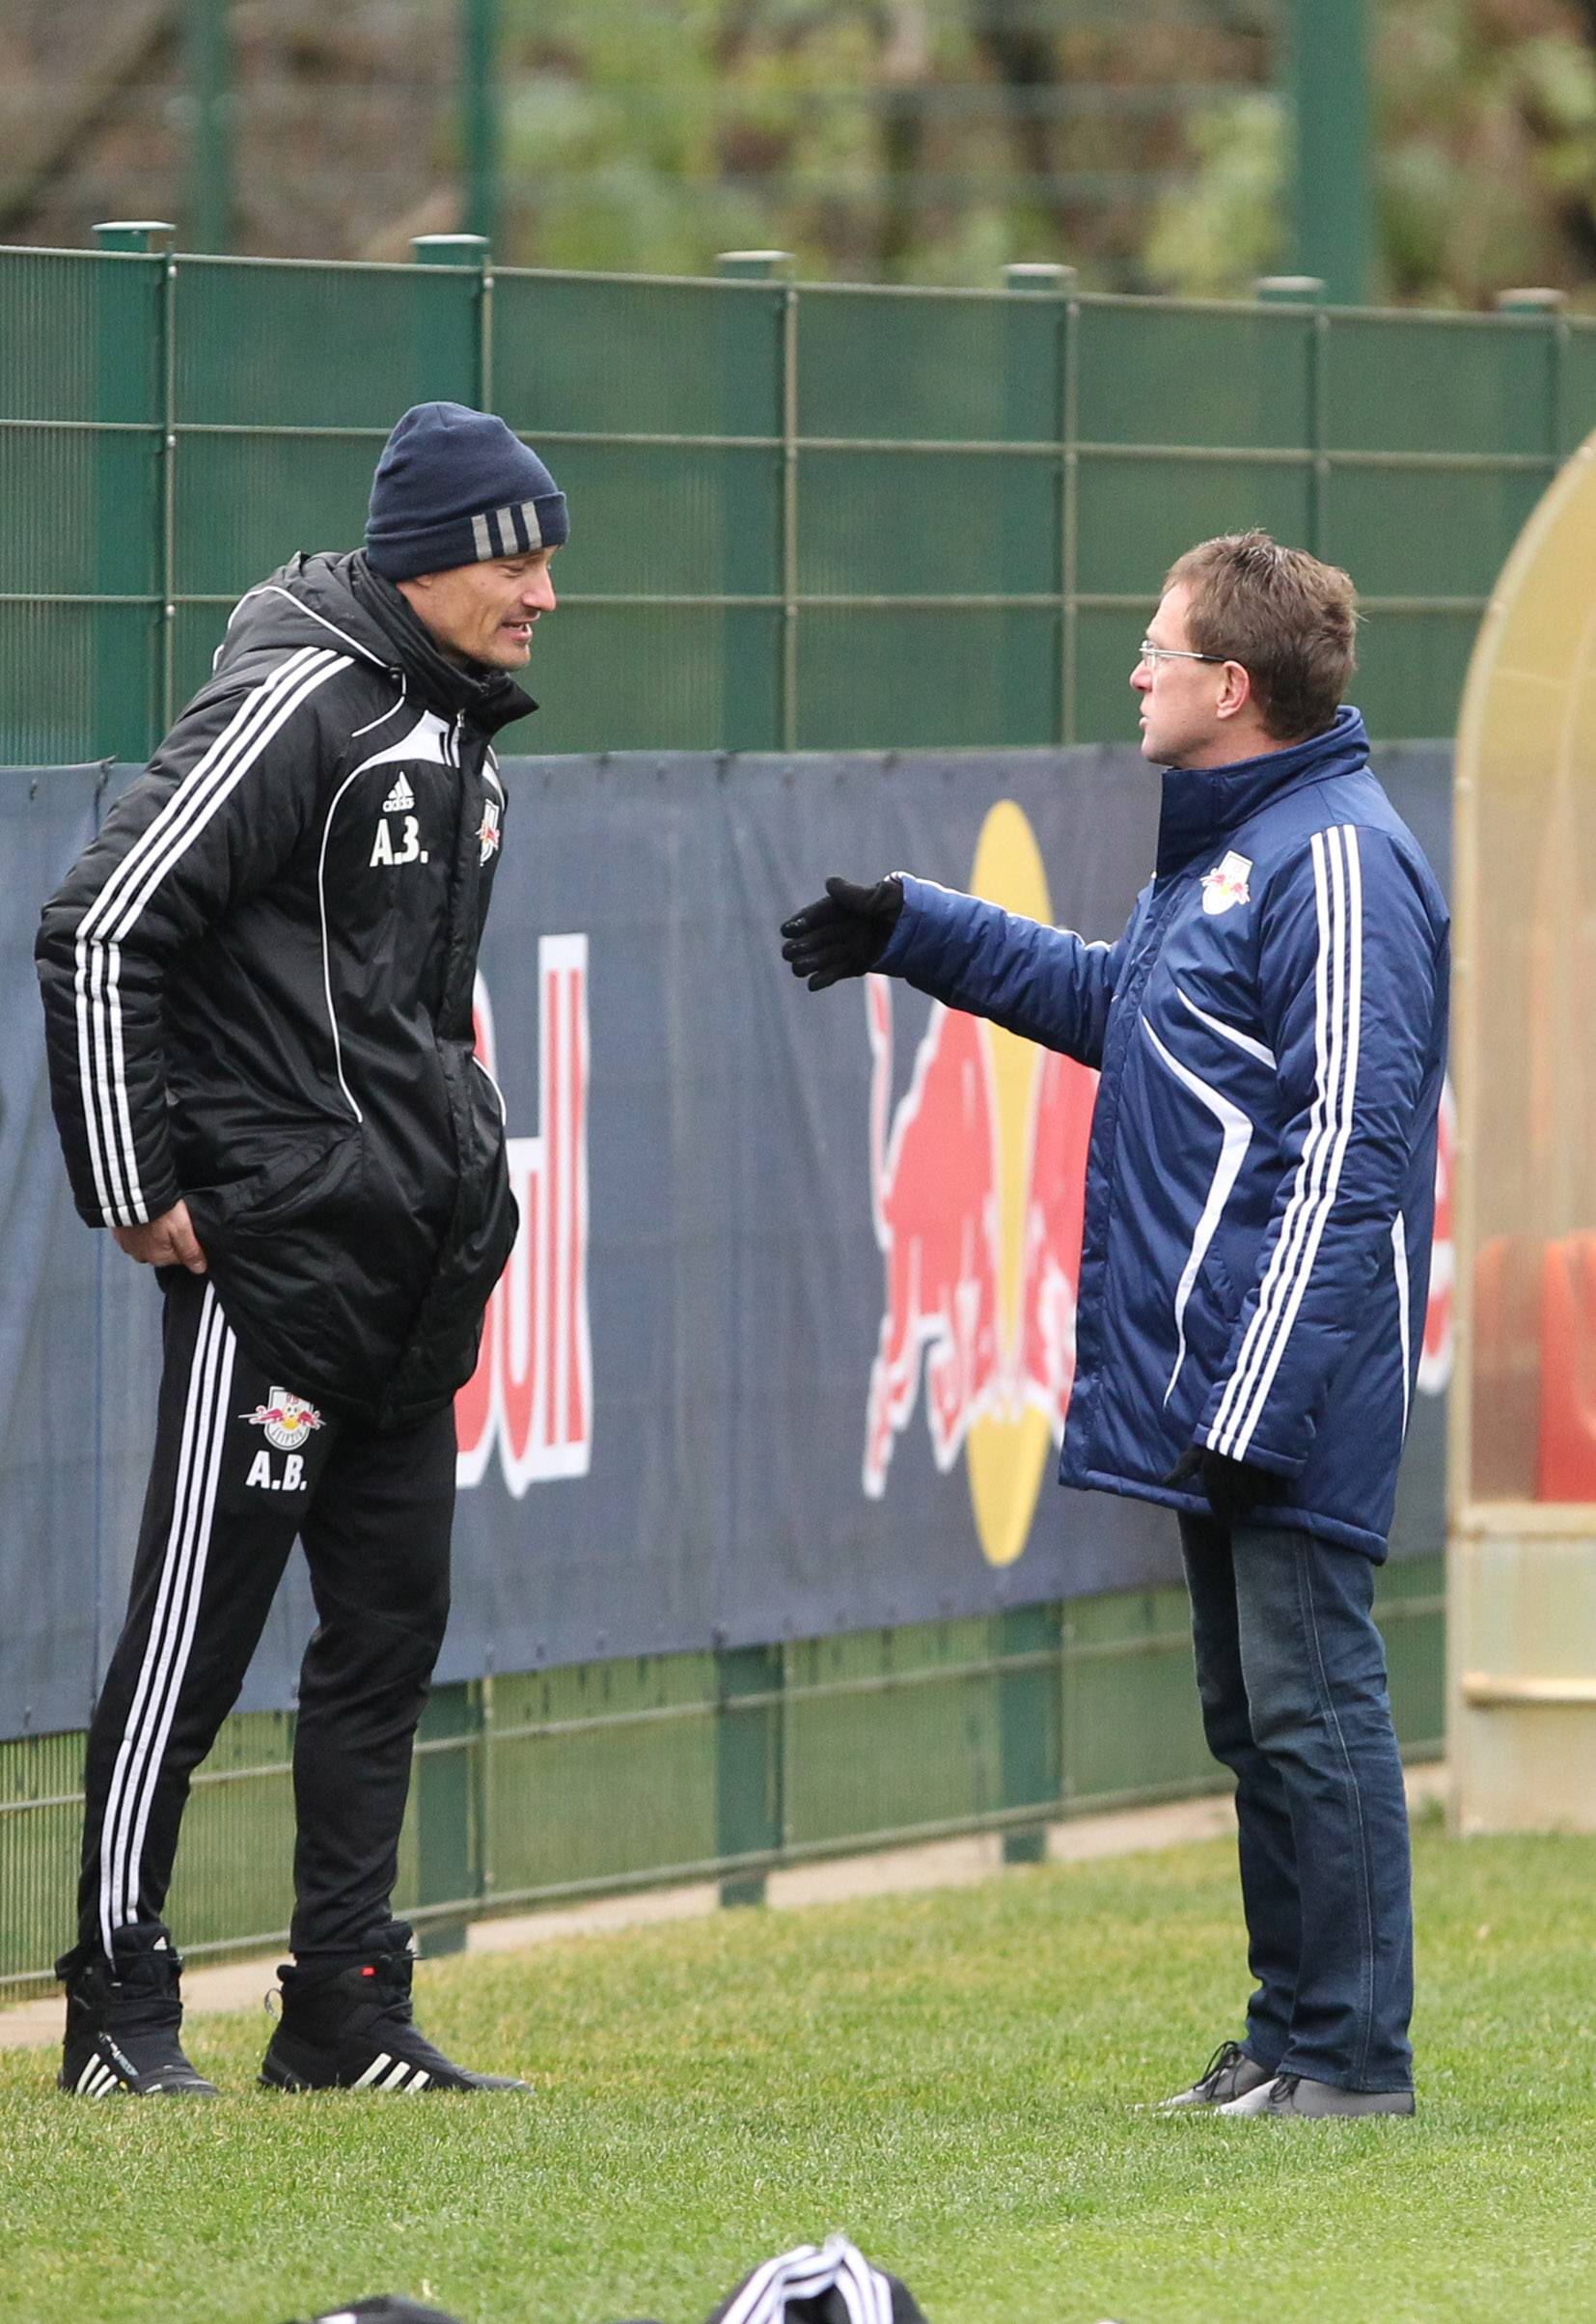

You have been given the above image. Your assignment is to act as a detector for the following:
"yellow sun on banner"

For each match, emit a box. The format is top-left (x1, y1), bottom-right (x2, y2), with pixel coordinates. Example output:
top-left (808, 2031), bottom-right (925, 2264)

top-left (966, 803), bottom-right (1064, 1565)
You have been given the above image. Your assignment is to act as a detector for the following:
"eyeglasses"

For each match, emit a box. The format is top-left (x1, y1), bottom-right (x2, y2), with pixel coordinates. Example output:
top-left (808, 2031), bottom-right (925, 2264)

top-left (1137, 641), bottom-right (1231, 669)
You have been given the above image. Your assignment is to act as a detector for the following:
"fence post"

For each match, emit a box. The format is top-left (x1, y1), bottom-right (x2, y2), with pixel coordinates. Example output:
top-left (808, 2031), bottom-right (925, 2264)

top-left (998, 1603), bottom-right (1063, 1865)
top-left (91, 222), bottom-right (174, 763)
top-left (413, 233), bottom-right (493, 409)
top-left (1282, 0), bottom-right (1374, 305)
top-left (1496, 288), bottom-right (1567, 465)
top-left (413, 1679), bottom-right (484, 1956)
top-left (716, 253), bottom-right (791, 753)
top-left (715, 1644), bottom-right (783, 1907)
top-left (1255, 276), bottom-right (1327, 557)
top-left (1004, 263), bottom-right (1073, 746)
top-left (461, 0), bottom-right (501, 248)
top-left (714, 248), bottom-right (790, 1877)
top-left (183, 0), bottom-right (234, 254)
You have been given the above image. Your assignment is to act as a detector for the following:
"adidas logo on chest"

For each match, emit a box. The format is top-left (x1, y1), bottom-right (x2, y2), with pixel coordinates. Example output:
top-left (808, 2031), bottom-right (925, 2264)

top-left (347, 707), bottom-right (459, 869)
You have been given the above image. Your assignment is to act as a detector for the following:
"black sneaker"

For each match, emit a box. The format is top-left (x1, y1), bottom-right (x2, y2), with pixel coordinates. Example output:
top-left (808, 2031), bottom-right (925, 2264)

top-left (58, 1933), bottom-right (219, 2098)
top-left (1152, 2038), bottom-right (1275, 2113)
top-left (259, 1920), bottom-right (529, 2093)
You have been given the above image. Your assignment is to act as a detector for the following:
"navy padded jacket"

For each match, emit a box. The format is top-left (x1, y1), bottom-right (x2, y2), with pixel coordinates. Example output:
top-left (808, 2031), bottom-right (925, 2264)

top-left (877, 706), bottom-right (1449, 1559)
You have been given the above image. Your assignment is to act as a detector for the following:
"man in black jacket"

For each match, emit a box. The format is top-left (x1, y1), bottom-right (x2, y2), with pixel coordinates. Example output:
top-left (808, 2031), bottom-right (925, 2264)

top-left (36, 401), bottom-right (564, 2097)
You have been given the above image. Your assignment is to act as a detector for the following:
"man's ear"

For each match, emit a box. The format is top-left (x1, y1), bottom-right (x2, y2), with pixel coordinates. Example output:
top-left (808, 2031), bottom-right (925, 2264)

top-left (1215, 659), bottom-right (1253, 722)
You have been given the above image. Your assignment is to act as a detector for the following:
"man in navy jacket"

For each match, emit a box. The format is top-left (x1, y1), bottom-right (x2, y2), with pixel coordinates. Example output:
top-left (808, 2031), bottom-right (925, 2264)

top-left (782, 533), bottom-right (1448, 2117)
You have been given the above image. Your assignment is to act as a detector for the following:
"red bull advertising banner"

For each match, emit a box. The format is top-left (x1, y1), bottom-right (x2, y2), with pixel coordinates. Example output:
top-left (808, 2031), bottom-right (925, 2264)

top-left (861, 807), bottom-right (1099, 1565)
top-left (0, 745), bottom-right (1453, 1737)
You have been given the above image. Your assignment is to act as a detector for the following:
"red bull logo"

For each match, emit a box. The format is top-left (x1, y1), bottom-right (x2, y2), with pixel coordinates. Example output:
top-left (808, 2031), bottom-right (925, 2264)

top-left (455, 936), bottom-right (592, 1496)
top-left (1199, 849), bottom-right (1252, 917)
top-left (241, 1390), bottom-right (324, 1451)
top-left (865, 803), bottom-right (1098, 1563)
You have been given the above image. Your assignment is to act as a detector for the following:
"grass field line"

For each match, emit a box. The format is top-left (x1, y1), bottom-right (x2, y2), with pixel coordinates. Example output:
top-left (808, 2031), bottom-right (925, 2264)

top-left (0, 1766), bottom-right (1446, 2053)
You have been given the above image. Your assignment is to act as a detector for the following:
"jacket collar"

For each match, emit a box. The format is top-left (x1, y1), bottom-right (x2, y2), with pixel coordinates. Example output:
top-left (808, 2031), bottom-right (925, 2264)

top-left (345, 553), bottom-right (537, 737)
top-left (1153, 705), bottom-right (1369, 880)
top-left (218, 552), bottom-right (537, 739)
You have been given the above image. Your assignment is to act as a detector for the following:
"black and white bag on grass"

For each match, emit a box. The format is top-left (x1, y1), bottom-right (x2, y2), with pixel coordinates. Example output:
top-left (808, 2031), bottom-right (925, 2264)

top-left (702, 2235), bottom-right (926, 2324)
top-left (292, 2303), bottom-right (460, 2324)
top-left (288, 2235), bottom-right (928, 2324)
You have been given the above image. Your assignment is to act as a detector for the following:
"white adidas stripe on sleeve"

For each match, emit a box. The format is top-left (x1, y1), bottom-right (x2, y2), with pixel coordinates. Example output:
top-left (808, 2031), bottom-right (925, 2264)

top-left (72, 648), bottom-right (349, 1226)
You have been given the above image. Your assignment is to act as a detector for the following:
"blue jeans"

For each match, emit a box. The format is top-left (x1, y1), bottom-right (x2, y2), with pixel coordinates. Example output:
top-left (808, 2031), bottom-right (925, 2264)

top-left (1179, 1513), bottom-right (1415, 2091)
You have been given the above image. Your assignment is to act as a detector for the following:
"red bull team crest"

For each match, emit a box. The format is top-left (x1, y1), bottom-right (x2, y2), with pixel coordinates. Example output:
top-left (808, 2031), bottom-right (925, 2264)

top-left (865, 802), bottom-right (1098, 1566)
top-left (1200, 849), bottom-right (1252, 916)
top-left (241, 1390), bottom-right (325, 1451)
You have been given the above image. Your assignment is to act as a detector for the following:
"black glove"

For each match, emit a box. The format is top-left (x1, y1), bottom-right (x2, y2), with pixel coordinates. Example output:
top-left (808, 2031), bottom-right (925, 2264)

top-left (1164, 1444), bottom-right (1284, 1529)
top-left (780, 874), bottom-right (904, 990)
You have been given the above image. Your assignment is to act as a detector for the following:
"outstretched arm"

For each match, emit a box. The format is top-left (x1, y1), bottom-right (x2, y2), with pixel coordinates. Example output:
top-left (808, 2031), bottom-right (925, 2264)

top-left (781, 871), bottom-right (1132, 1069)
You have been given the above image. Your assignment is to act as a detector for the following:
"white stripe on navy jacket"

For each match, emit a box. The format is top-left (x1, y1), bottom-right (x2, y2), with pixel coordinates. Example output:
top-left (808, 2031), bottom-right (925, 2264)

top-left (876, 706), bottom-right (1449, 1559)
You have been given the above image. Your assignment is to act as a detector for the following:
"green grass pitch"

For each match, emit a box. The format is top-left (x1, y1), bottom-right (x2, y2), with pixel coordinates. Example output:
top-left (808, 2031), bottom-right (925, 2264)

top-left (3, 1816), bottom-right (1594, 2323)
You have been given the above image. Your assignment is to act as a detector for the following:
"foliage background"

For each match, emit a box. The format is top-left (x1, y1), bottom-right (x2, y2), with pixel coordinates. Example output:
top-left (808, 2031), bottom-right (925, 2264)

top-left (5, 4), bottom-right (1596, 304)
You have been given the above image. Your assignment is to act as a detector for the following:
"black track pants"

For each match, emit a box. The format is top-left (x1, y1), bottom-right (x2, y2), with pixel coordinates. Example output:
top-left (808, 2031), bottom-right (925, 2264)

top-left (75, 1270), bottom-right (455, 1963)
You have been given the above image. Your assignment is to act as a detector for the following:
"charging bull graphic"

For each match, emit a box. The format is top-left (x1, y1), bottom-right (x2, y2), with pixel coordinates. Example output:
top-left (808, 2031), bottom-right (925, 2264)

top-left (455, 935), bottom-right (592, 1496)
top-left (863, 983), bottom-right (1096, 1509)
top-left (865, 801), bottom-right (1455, 1568)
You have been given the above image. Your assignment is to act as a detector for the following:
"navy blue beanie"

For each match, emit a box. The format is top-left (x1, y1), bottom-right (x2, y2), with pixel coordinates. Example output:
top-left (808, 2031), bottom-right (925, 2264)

top-left (365, 401), bottom-right (568, 581)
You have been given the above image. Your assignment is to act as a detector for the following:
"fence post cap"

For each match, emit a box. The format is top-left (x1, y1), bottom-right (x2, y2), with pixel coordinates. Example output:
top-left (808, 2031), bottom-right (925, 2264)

top-left (1004, 262), bottom-right (1075, 292)
top-left (92, 221), bottom-right (176, 253)
top-left (717, 250), bottom-right (793, 281)
top-left (1253, 274), bottom-right (1326, 305)
top-left (413, 234), bottom-right (491, 266)
top-left (1495, 286), bottom-right (1566, 314)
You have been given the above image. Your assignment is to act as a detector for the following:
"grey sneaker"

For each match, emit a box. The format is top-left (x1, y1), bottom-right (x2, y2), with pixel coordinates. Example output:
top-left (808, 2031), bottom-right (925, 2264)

top-left (1219, 2071), bottom-right (1416, 2117)
top-left (1152, 2039), bottom-right (1275, 2113)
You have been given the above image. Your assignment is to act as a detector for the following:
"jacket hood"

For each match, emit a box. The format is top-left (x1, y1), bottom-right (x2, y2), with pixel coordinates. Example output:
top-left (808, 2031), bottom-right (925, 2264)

top-left (1153, 704), bottom-right (1370, 879)
top-left (214, 551), bottom-right (537, 737)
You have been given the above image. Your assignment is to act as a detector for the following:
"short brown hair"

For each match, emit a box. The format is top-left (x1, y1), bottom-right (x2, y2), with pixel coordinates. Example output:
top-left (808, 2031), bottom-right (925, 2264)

top-left (1163, 531), bottom-right (1358, 742)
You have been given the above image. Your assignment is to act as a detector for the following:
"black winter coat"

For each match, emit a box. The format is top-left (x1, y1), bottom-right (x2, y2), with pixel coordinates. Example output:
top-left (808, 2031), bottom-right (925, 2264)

top-left (36, 551), bottom-right (532, 1429)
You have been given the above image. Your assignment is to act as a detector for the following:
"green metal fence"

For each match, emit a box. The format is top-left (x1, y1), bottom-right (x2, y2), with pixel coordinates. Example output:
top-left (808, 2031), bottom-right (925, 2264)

top-left (0, 1556), bottom-right (1445, 1997)
top-left (0, 234), bottom-right (1474, 1996)
top-left (2, 230), bottom-right (1590, 769)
